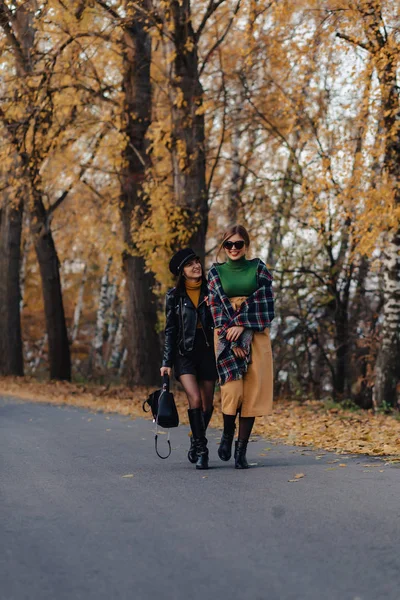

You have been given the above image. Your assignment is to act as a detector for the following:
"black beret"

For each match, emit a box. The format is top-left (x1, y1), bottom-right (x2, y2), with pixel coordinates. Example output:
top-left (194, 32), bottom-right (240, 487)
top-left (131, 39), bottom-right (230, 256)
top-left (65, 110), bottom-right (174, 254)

top-left (169, 248), bottom-right (198, 276)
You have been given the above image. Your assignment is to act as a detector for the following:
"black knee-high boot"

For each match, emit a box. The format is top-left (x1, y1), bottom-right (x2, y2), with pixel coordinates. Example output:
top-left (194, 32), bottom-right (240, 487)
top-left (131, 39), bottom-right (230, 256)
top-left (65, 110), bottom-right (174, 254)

top-left (203, 407), bottom-right (214, 430)
top-left (188, 407), bottom-right (214, 464)
top-left (188, 408), bottom-right (209, 470)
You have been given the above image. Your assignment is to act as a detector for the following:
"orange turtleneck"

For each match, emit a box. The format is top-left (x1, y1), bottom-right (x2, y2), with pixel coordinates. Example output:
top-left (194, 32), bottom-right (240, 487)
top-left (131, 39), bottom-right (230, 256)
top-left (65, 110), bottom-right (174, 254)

top-left (185, 278), bottom-right (202, 328)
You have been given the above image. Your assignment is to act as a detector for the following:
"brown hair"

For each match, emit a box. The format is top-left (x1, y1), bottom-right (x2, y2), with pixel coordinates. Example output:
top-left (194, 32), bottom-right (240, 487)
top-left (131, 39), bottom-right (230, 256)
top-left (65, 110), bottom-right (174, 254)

top-left (216, 224), bottom-right (250, 263)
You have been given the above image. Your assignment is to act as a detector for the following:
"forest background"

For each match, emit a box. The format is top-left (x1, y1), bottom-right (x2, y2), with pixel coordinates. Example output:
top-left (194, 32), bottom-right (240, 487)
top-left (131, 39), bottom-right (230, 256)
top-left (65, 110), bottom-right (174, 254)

top-left (0, 0), bottom-right (399, 413)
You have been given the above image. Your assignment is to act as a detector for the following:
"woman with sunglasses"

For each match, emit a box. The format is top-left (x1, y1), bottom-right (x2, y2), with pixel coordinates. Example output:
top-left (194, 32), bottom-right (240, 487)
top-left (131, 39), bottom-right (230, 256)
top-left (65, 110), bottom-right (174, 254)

top-left (208, 225), bottom-right (275, 469)
top-left (160, 248), bottom-right (217, 470)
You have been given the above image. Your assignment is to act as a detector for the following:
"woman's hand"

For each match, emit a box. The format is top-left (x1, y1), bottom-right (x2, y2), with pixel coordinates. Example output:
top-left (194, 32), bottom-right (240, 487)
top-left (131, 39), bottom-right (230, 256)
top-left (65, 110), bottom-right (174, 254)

top-left (232, 346), bottom-right (246, 359)
top-left (226, 326), bottom-right (244, 341)
top-left (160, 366), bottom-right (172, 377)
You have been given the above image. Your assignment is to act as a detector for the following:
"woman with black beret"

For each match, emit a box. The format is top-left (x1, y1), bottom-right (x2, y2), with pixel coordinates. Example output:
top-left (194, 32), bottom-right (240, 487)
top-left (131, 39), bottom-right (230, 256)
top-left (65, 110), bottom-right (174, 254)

top-left (160, 248), bottom-right (217, 470)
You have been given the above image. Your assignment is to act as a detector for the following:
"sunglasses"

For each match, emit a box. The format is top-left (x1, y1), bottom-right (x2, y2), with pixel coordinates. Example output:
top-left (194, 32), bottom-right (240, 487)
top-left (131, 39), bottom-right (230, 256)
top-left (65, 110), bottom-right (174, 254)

top-left (223, 240), bottom-right (245, 250)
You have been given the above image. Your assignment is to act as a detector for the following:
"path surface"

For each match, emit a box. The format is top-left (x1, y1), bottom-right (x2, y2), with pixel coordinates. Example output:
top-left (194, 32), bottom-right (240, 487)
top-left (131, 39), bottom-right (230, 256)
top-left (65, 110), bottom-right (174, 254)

top-left (1, 396), bottom-right (400, 600)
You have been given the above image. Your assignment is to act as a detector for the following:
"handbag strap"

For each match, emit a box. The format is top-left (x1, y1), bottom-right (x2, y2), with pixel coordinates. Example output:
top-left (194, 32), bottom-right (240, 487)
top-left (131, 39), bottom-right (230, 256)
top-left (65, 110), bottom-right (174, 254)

top-left (154, 419), bottom-right (172, 459)
top-left (153, 374), bottom-right (173, 459)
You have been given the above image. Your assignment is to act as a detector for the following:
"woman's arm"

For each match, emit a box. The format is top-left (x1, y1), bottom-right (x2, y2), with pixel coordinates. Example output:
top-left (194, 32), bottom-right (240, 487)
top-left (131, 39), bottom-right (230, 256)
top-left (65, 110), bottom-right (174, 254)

top-left (161, 291), bottom-right (178, 370)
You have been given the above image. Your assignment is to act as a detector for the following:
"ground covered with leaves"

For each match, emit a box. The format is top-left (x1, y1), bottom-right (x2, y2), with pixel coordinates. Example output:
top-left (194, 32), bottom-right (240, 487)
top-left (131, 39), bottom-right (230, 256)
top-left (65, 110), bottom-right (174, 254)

top-left (1, 377), bottom-right (400, 459)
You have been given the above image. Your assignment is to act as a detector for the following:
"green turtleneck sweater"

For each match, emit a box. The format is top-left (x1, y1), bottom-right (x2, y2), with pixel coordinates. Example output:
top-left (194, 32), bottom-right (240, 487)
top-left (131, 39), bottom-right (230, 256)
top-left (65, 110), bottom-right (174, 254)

top-left (216, 256), bottom-right (258, 297)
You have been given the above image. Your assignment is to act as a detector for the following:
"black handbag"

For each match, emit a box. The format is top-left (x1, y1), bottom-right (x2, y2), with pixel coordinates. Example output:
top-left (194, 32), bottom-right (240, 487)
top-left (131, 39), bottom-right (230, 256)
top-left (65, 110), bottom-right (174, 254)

top-left (143, 374), bottom-right (179, 459)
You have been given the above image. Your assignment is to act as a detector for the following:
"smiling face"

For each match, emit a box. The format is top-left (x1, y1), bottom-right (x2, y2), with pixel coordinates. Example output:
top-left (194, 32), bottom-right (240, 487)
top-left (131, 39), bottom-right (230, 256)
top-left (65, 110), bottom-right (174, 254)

top-left (223, 234), bottom-right (247, 261)
top-left (182, 257), bottom-right (202, 280)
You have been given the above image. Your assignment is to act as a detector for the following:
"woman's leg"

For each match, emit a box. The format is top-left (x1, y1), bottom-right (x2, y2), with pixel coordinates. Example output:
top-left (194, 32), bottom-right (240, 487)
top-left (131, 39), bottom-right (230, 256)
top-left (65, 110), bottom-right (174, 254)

top-left (198, 379), bottom-right (214, 414)
top-left (223, 413), bottom-right (236, 435)
top-left (179, 374), bottom-right (201, 409)
top-left (198, 379), bottom-right (215, 429)
top-left (238, 416), bottom-right (255, 442)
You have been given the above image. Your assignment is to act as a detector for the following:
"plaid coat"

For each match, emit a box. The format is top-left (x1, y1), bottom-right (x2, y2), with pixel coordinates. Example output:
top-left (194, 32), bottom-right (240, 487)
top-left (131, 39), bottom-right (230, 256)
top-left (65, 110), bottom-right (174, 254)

top-left (207, 259), bottom-right (275, 385)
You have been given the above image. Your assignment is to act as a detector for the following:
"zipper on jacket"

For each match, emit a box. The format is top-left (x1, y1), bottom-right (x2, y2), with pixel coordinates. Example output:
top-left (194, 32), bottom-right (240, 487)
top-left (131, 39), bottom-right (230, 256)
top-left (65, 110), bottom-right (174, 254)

top-left (180, 297), bottom-right (187, 352)
top-left (197, 297), bottom-right (210, 347)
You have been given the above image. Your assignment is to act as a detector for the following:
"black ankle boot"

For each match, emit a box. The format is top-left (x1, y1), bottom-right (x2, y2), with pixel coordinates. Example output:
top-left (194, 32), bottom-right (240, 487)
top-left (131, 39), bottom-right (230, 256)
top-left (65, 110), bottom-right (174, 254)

top-left (234, 440), bottom-right (249, 469)
top-left (188, 408), bottom-right (209, 470)
top-left (218, 432), bottom-right (235, 461)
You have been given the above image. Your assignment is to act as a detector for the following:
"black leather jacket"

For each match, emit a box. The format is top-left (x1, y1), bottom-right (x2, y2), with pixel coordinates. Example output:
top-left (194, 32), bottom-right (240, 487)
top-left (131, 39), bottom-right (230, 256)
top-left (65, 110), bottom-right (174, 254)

top-left (162, 284), bottom-right (214, 367)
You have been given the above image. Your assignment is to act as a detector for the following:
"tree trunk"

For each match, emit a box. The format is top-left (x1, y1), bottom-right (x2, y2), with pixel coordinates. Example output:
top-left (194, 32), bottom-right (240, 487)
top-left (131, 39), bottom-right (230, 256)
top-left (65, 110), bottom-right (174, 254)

top-left (169, 0), bottom-right (208, 257)
top-left (374, 61), bottom-right (400, 408)
top-left (333, 296), bottom-right (350, 398)
top-left (70, 263), bottom-right (87, 344)
top-left (373, 228), bottom-right (400, 408)
top-left (0, 195), bottom-right (24, 376)
top-left (120, 2), bottom-right (161, 386)
top-left (227, 121), bottom-right (243, 225)
top-left (30, 194), bottom-right (71, 381)
top-left (110, 299), bottom-right (126, 370)
top-left (91, 257), bottom-right (112, 371)
top-left (349, 255), bottom-right (373, 409)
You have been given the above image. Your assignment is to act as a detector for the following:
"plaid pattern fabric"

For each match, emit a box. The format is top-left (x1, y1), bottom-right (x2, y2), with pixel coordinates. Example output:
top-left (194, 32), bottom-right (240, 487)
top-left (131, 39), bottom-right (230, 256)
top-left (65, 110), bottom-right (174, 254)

top-left (207, 260), bottom-right (275, 385)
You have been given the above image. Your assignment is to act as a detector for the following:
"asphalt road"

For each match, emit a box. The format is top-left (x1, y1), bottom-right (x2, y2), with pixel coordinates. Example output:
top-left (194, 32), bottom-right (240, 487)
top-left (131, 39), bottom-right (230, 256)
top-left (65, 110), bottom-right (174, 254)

top-left (1, 396), bottom-right (400, 600)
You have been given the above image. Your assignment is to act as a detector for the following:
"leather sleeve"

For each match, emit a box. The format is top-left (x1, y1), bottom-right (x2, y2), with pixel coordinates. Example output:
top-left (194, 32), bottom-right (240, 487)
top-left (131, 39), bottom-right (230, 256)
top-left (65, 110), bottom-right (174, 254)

top-left (162, 292), bottom-right (178, 367)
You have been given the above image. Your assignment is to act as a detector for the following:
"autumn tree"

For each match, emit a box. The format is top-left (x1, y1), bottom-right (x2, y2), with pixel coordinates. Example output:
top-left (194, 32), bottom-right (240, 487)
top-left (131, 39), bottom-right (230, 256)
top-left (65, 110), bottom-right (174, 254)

top-left (330, 0), bottom-right (400, 407)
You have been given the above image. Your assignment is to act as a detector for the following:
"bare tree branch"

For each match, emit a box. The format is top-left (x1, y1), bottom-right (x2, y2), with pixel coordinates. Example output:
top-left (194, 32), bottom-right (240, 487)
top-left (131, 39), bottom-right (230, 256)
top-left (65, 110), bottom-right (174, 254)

top-left (336, 32), bottom-right (372, 52)
top-left (199, 0), bottom-right (241, 76)
top-left (195, 0), bottom-right (227, 41)
top-left (0, 0), bottom-right (28, 72)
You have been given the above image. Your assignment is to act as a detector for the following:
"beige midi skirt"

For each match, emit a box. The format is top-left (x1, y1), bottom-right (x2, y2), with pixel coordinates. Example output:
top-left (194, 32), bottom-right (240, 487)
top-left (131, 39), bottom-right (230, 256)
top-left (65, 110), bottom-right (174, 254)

top-left (215, 296), bottom-right (273, 418)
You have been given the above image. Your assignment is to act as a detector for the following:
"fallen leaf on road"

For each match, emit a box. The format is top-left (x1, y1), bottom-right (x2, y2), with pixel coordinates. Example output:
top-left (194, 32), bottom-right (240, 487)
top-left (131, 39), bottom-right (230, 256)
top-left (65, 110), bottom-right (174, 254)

top-left (106, 428), bottom-right (111, 431)
top-left (295, 473), bottom-right (305, 479)
top-left (202, 476), bottom-right (208, 479)
top-left (122, 474), bottom-right (134, 478)
top-left (339, 463), bottom-right (347, 467)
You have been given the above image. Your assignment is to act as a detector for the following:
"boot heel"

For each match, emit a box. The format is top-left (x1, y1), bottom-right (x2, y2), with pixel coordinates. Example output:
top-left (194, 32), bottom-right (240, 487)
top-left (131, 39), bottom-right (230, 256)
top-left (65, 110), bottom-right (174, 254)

top-left (196, 448), bottom-right (209, 470)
